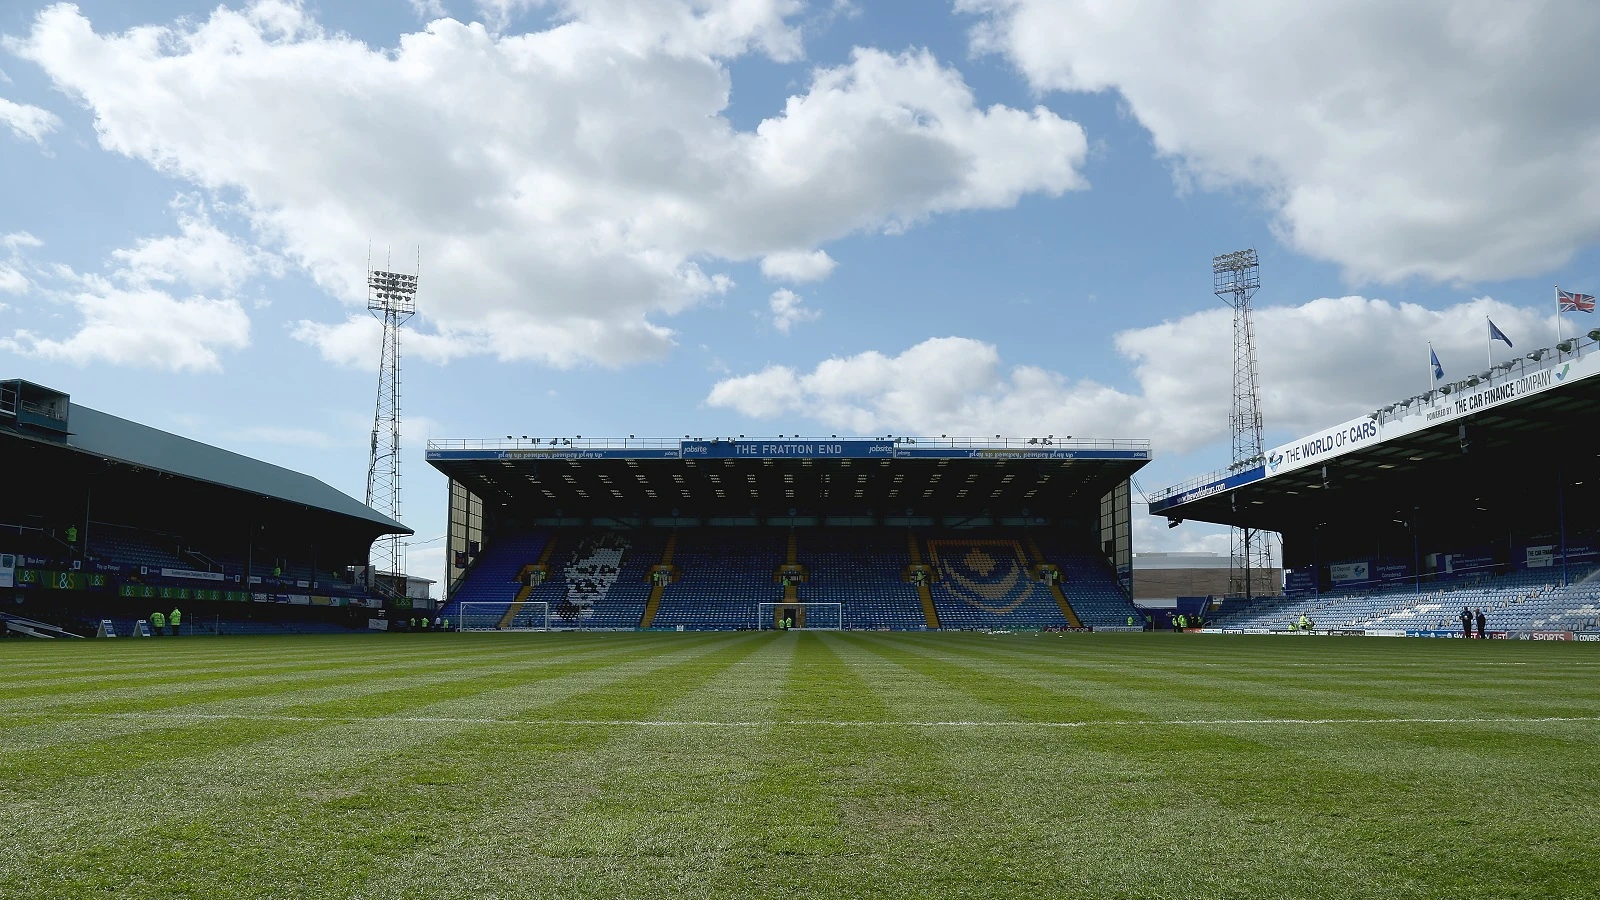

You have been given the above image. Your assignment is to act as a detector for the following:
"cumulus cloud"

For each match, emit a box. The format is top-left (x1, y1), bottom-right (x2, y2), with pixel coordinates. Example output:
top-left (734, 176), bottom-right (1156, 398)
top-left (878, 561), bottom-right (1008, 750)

top-left (112, 199), bottom-right (278, 291)
top-left (0, 95), bottom-right (61, 143)
top-left (760, 249), bottom-right (837, 283)
top-left (0, 266), bottom-right (27, 294)
top-left (767, 288), bottom-right (818, 333)
top-left (1, 209), bottom-right (259, 372)
top-left (2, 285), bottom-right (249, 372)
top-left (410, 0), bottom-right (449, 19)
top-left (961, 0), bottom-right (1600, 283)
top-left (707, 296), bottom-right (1554, 451)
top-left (2, 232), bottom-right (43, 251)
top-left (14, 2), bottom-right (1087, 368)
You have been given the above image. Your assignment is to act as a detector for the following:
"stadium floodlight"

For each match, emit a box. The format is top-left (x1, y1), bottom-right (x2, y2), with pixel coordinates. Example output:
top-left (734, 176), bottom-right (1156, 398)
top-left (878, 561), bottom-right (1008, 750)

top-left (1213, 247), bottom-right (1273, 602)
top-left (364, 248), bottom-right (419, 592)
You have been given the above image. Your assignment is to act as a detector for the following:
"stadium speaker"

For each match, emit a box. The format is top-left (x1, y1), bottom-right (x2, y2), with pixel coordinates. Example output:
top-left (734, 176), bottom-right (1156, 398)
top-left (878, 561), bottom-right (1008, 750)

top-left (1459, 424), bottom-right (1471, 454)
top-left (1167, 517), bottom-right (1182, 529)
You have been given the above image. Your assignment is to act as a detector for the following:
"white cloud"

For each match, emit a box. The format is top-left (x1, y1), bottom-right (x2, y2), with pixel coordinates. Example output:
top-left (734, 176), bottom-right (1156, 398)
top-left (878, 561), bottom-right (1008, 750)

top-left (476, 0), bottom-right (806, 58)
top-left (0, 210), bottom-right (260, 372)
top-left (707, 296), bottom-right (1555, 452)
top-left (0, 266), bottom-right (27, 294)
top-left (962, 0), bottom-right (1600, 283)
top-left (760, 249), bottom-right (836, 283)
top-left (289, 316), bottom-right (481, 369)
top-left (2, 232), bottom-right (43, 251)
top-left (767, 287), bottom-right (818, 333)
top-left (112, 199), bottom-right (276, 291)
top-left (410, 0), bottom-right (449, 19)
top-left (222, 425), bottom-right (343, 448)
top-left (0, 95), bottom-right (61, 143)
top-left (2, 286), bottom-right (249, 372)
top-left (15, 3), bottom-right (1086, 368)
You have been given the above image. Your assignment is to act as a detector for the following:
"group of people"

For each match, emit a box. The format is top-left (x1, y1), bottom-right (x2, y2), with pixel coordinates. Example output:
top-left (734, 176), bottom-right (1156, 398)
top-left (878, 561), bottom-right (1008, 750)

top-left (147, 608), bottom-right (181, 636)
top-left (409, 616), bottom-right (449, 631)
top-left (1170, 613), bottom-right (1203, 630)
top-left (1460, 606), bottom-right (1490, 638)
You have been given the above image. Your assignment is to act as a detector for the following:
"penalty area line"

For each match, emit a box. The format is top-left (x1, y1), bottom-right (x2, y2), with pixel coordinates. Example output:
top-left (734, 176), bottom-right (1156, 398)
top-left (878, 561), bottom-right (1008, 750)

top-left (11, 711), bottom-right (1600, 729)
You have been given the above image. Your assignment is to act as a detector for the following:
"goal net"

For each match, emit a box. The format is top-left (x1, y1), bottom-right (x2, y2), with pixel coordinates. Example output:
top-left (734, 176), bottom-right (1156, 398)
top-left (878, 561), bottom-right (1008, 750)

top-left (756, 602), bottom-right (843, 630)
top-left (457, 602), bottom-right (551, 632)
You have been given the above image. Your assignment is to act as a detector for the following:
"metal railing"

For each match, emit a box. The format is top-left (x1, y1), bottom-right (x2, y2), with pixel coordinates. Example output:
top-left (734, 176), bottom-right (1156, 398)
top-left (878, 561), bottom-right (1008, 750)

top-left (1150, 328), bottom-right (1600, 504)
top-left (428, 435), bottom-right (1151, 452)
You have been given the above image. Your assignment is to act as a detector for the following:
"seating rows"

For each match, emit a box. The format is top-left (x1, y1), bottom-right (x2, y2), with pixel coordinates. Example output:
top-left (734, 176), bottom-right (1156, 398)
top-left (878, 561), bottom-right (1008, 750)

top-left (1215, 565), bottom-right (1600, 632)
top-left (445, 526), bottom-right (1136, 631)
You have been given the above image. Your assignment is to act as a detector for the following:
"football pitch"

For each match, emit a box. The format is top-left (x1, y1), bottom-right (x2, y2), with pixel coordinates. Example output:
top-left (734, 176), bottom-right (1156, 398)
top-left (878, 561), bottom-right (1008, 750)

top-left (4, 632), bottom-right (1599, 899)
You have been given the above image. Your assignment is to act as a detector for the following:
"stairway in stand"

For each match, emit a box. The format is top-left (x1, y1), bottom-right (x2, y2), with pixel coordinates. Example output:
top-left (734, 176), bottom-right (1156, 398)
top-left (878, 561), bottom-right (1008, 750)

top-left (1024, 531), bottom-right (1084, 628)
top-left (497, 537), bottom-right (558, 629)
top-left (638, 529), bottom-right (678, 628)
top-left (908, 530), bottom-right (940, 629)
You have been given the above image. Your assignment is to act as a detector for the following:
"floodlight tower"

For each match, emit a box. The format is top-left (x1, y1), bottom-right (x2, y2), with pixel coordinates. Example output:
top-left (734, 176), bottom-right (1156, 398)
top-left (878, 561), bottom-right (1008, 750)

top-left (1213, 249), bottom-right (1274, 599)
top-left (364, 253), bottom-right (418, 587)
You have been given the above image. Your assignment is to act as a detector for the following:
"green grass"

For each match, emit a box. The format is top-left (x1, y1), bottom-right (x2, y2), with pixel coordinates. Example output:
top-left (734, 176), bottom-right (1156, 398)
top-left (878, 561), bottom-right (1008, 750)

top-left (3, 632), bottom-right (1600, 899)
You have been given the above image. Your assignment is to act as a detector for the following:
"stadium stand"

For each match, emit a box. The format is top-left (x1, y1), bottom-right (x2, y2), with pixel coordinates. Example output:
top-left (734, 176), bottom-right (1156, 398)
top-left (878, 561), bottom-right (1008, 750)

top-left (1213, 566), bottom-right (1600, 634)
top-left (2, 379), bottom-right (408, 636)
top-left (437, 523), bottom-right (1138, 631)
top-left (1153, 330), bottom-right (1600, 638)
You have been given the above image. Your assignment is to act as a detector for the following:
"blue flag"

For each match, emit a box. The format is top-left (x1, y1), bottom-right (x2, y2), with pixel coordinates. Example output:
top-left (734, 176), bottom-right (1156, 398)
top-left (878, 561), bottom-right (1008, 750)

top-left (1488, 318), bottom-right (1513, 348)
top-left (1430, 346), bottom-right (1444, 381)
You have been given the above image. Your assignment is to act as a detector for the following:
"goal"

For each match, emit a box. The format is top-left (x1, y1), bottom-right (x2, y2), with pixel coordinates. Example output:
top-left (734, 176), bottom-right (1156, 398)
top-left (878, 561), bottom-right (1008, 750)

top-left (756, 602), bottom-right (844, 631)
top-left (457, 602), bottom-right (550, 632)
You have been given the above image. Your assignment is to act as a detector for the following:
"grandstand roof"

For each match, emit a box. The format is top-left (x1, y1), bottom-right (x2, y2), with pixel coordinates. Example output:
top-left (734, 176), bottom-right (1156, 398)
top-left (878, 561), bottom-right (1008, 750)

top-left (1, 388), bottom-right (408, 534)
top-left (1149, 333), bottom-right (1600, 531)
top-left (428, 436), bottom-right (1150, 519)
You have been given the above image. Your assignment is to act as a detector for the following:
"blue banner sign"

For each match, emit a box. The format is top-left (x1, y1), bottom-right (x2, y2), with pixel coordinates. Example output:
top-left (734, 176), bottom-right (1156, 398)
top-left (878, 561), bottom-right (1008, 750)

top-left (1148, 466), bottom-right (1265, 514)
top-left (682, 440), bottom-right (894, 458)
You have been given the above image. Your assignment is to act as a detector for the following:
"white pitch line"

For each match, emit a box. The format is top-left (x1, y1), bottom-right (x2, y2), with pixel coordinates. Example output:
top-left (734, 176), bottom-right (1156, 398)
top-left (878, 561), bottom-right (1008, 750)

top-left (9, 711), bottom-right (1600, 729)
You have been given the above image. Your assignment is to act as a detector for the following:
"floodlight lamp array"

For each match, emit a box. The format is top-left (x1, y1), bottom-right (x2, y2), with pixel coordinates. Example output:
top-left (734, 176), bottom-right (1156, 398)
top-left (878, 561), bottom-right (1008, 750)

top-left (368, 270), bottom-right (418, 313)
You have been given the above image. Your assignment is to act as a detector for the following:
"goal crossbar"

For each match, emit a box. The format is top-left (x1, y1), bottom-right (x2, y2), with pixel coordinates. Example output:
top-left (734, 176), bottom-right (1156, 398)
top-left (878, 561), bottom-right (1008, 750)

top-left (756, 602), bottom-right (843, 630)
top-left (457, 601), bottom-right (551, 632)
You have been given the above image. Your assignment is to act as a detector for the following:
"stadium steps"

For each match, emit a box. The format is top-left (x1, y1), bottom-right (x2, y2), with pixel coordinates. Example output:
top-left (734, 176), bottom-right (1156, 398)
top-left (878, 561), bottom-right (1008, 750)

top-left (907, 529), bottom-right (941, 629)
top-left (638, 529), bottom-right (678, 628)
top-left (783, 529), bottom-right (799, 602)
top-left (1024, 532), bottom-right (1084, 628)
top-left (496, 564), bottom-right (540, 629)
top-left (496, 537), bottom-right (560, 628)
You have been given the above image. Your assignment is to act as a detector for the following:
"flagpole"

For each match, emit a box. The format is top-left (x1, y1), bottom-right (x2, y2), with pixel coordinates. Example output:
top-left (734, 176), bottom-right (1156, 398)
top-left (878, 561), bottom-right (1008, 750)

top-left (1427, 341), bottom-right (1435, 398)
top-left (1486, 317), bottom-right (1492, 371)
top-left (1556, 285), bottom-right (1564, 347)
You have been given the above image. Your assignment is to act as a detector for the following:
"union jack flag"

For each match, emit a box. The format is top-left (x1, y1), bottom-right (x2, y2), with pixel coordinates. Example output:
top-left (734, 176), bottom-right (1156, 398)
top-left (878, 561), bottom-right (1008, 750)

top-left (1558, 288), bottom-right (1595, 313)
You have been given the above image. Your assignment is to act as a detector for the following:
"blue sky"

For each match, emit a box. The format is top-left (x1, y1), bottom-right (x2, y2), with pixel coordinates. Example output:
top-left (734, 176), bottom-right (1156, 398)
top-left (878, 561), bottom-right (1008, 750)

top-left (3, 1), bottom-right (1598, 588)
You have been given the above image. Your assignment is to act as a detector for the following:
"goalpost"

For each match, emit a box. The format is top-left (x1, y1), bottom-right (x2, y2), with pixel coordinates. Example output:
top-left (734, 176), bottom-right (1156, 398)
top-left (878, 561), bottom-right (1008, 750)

top-left (756, 602), bottom-right (844, 631)
top-left (457, 602), bottom-right (551, 632)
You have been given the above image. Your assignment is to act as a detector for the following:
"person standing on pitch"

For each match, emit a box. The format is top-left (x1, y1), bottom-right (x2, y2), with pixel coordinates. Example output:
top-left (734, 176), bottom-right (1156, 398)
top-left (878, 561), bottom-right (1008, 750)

top-left (150, 610), bottom-right (165, 637)
top-left (1460, 607), bottom-right (1472, 639)
top-left (1476, 608), bottom-right (1487, 639)
top-left (169, 607), bottom-right (181, 637)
